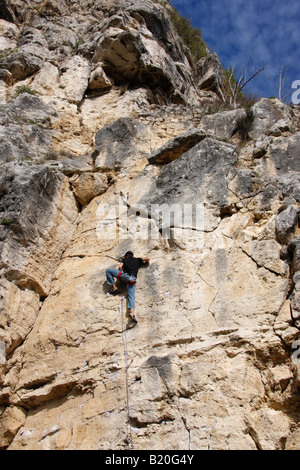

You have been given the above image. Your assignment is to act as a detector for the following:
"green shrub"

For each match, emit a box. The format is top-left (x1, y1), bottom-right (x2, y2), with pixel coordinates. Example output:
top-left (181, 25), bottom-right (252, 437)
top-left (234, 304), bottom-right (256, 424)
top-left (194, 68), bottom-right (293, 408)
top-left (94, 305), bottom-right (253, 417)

top-left (0, 47), bottom-right (18, 59)
top-left (44, 150), bottom-right (59, 161)
top-left (1, 218), bottom-right (12, 226)
top-left (169, 8), bottom-right (208, 61)
top-left (14, 85), bottom-right (39, 97)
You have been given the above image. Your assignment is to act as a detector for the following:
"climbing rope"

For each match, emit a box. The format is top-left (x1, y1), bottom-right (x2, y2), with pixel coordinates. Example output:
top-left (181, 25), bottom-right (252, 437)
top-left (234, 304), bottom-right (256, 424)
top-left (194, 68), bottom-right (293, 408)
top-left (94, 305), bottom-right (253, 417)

top-left (120, 286), bottom-right (134, 450)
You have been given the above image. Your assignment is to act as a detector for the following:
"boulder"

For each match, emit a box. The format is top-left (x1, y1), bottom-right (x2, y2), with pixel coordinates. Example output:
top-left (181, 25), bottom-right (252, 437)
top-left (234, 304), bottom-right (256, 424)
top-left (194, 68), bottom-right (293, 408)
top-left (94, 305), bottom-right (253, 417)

top-left (43, 22), bottom-right (78, 52)
top-left (0, 33), bottom-right (48, 80)
top-left (92, 10), bottom-right (200, 105)
top-left (71, 172), bottom-right (108, 206)
top-left (57, 55), bottom-right (91, 104)
top-left (288, 237), bottom-right (300, 274)
top-left (28, 62), bottom-right (60, 97)
top-left (276, 172), bottom-right (300, 204)
top-left (275, 205), bottom-right (299, 244)
top-left (200, 108), bottom-right (246, 140)
top-left (147, 128), bottom-right (209, 164)
top-left (145, 137), bottom-right (237, 208)
top-left (58, 154), bottom-right (94, 176)
top-left (195, 52), bottom-right (225, 97)
top-left (88, 64), bottom-right (113, 91)
top-left (269, 132), bottom-right (300, 174)
top-left (94, 117), bottom-right (148, 171)
top-left (286, 429), bottom-right (300, 450)
top-left (0, 68), bottom-right (13, 85)
top-left (0, 93), bottom-right (56, 163)
top-left (0, 163), bottom-right (78, 297)
top-left (0, 406), bottom-right (26, 450)
top-left (250, 98), bottom-right (294, 138)
top-left (0, 19), bottom-right (19, 50)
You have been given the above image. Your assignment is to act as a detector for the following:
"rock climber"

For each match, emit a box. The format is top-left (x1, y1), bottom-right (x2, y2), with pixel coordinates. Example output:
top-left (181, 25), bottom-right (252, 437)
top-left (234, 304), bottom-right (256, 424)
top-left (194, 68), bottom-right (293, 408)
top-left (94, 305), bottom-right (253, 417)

top-left (106, 251), bottom-right (150, 322)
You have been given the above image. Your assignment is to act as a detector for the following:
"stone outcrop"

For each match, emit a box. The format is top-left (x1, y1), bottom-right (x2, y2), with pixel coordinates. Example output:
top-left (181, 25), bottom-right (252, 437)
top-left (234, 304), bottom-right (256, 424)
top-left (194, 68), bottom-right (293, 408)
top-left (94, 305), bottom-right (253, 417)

top-left (0, 0), bottom-right (300, 451)
top-left (147, 128), bottom-right (209, 164)
top-left (0, 92), bottom-right (56, 163)
top-left (195, 52), bottom-right (225, 99)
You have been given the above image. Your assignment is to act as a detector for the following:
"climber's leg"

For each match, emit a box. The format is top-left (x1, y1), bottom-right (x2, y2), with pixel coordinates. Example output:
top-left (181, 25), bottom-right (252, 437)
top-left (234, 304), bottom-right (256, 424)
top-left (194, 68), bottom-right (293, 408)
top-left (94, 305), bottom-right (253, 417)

top-left (106, 268), bottom-right (120, 293)
top-left (127, 283), bottom-right (137, 321)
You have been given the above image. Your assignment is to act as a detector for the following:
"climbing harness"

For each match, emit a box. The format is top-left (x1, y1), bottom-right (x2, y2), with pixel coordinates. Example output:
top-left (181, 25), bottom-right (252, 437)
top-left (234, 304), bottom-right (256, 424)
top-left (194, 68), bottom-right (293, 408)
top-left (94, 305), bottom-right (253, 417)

top-left (120, 287), bottom-right (134, 450)
top-left (118, 271), bottom-right (136, 285)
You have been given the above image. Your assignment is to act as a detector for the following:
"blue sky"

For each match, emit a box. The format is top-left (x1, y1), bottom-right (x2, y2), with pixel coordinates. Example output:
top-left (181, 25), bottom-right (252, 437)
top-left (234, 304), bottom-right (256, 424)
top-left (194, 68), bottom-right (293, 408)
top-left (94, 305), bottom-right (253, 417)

top-left (170, 0), bottom-right (300, 100)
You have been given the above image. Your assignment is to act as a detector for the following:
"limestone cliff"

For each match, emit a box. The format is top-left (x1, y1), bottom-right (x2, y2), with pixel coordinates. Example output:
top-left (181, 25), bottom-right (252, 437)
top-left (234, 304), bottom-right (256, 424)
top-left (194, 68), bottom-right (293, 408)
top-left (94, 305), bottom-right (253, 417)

top-left (0, 0), bottom-right (300, 450)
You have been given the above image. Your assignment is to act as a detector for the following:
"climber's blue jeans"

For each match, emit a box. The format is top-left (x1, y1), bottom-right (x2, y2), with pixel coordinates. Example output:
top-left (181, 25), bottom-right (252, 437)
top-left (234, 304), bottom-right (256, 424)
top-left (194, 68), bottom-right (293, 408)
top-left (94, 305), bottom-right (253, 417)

top-left (106, 268), bottom-right (136, 309)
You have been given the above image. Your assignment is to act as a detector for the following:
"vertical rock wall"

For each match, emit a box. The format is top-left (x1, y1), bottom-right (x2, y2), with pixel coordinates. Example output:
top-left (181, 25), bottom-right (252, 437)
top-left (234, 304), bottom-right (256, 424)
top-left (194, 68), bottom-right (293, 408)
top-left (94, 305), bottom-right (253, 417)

top-left (0, 0), bottom-right (300, 450)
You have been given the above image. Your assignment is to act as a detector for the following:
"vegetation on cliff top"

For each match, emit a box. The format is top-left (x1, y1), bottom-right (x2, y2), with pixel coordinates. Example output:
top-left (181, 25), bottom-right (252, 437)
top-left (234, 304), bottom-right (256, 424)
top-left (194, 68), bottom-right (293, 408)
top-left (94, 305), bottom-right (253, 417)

top-left (168, 7), bottom-right (208, 61)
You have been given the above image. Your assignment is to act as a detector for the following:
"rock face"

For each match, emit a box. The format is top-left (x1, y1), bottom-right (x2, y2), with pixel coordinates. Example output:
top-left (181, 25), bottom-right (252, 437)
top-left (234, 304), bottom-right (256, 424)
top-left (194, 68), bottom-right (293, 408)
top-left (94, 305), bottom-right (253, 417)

top-left (0, 0), bottom-right (300, 451)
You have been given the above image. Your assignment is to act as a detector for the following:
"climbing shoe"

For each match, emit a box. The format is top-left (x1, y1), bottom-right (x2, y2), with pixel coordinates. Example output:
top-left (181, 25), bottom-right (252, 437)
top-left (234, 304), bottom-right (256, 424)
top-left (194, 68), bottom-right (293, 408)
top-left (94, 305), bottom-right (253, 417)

top-left (129, 312), bottom-right (137, 323)
top-left (109, 286), bottom-right (119, 295)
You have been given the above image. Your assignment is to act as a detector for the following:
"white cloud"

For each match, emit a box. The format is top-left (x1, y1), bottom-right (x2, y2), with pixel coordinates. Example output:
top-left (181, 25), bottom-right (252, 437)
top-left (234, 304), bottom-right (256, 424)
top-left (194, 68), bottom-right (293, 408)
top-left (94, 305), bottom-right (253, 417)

top-left (171, 0), bottom-right (300, 97)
